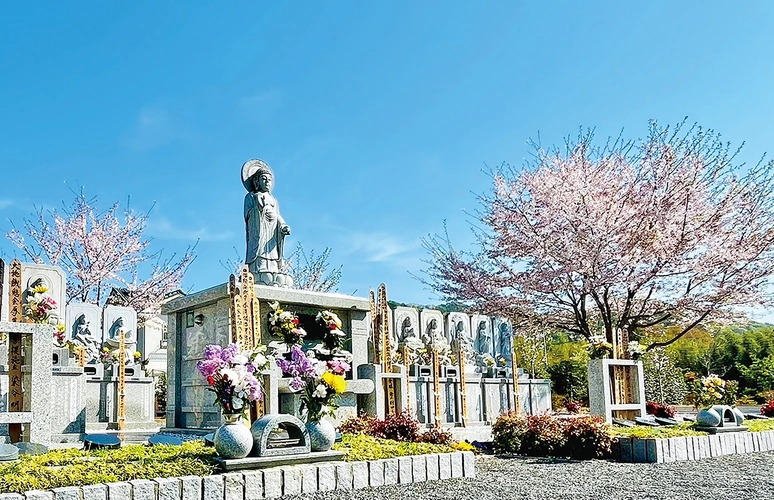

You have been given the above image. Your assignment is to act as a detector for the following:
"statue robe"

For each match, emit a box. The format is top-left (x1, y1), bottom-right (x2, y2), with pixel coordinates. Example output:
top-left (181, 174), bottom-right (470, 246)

top-left (245, 191), bottom-right (285, 274)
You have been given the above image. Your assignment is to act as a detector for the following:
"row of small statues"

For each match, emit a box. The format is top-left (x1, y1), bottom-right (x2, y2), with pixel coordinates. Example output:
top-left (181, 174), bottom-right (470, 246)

top-left (391, 314), bottom-right (513, 367)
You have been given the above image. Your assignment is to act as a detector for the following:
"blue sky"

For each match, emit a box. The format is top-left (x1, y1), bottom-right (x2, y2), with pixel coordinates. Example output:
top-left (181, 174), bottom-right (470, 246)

top-left (1, 1), bottom-right (773, 318)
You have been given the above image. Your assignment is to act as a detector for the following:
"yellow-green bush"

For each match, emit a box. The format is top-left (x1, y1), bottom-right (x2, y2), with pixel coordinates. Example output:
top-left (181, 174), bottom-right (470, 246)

top-left (748, 419), bottom-right (774, 433)
top-left (333, 433), bottom-right (454, 462)
top-left (610, 422), bottom-right (706, 439)
top-left (0, 442), bottom-right (216, 494)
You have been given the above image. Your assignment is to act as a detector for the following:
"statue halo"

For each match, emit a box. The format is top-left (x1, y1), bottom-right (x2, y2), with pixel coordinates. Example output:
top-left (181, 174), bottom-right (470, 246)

top-left (241, 158), bottom-right (274, 192)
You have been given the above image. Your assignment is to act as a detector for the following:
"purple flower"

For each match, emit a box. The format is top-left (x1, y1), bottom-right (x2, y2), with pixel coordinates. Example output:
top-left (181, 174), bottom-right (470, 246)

top-left (203, 344), bottom-right (223, 360)
top-left (196, 359), bottom-right (223, 378)
top-left (220, 343), bottom-right (239, 363)
top-left (289, 376), bottom-right (305, 391)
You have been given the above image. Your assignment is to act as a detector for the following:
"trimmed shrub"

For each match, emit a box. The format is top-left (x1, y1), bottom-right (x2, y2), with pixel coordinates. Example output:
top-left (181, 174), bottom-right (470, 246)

top-left (761, 400), bottom-right (774, 417)
top-left (374, 411), bottom-right (421, 442)
top-left (562, 416), bottom-right (612, 459)
top-left (417, 427), bottom-right (454, 446)
top-left (521, 413), bottom-right (566, 457)
top-left (564, 400), bottom-right (582, 414)
top-left (492, 412), bottom-right (613, 459)
top-left (491, 411), bottom-right (527, 454)
top-left (339, 412), bottom-right (379, 435)
top-left (646, 401), bottom-right (676, 418)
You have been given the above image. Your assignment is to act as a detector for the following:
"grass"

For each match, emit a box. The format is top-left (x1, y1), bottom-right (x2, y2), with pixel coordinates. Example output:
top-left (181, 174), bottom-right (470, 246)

top-left (333, 433), bottom-right (455, 461)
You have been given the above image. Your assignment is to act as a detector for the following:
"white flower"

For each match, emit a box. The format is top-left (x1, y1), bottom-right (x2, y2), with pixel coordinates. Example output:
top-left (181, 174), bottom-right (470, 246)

top-left (253, 353), bottom-right (267, 369)
top-left (233, 354), bottom-right (249, 365)
top-left (313, 383), bottom-right (327, 398)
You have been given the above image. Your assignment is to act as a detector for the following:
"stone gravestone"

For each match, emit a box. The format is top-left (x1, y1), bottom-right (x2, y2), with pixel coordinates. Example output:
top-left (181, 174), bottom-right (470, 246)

top-left (21, 264), bottom-right (67, 325)
top-left (102, 305), bottom-right (137, 363)
top-left (67, 302), bottom-right (102, 364)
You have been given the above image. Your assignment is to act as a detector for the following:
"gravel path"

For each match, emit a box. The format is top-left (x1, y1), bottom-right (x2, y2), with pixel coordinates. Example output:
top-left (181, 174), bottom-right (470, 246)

top-left (293, 452), bottom-right (774, 500)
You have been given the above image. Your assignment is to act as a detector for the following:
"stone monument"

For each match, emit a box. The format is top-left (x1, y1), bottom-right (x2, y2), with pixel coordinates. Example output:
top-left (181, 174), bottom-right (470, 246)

top-left (242, 159), bottom-right (293, 288)
top-left (102, 305), bottom-right (137, 364)
top-left (67, 303), bottom-right (102, 363)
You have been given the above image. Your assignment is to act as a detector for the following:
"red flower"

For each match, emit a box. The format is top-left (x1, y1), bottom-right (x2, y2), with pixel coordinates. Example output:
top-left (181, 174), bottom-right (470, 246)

top-left (293, 318), bottom-right (299, 326)
top-left (207, 376), bottom-right (215, 386)
top-left (329, 321), bottom-right (336, 330)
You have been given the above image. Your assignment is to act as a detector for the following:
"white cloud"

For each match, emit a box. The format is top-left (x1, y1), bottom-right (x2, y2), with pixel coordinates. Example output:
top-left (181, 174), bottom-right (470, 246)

top-left (147, 217), bottom-right (233, 243)
top-left (122, 107), bottom-right (177, 151)
top-left (0, 199), bottom-right (13, 209)
top-left (345, 231), bottom-right (421, 267)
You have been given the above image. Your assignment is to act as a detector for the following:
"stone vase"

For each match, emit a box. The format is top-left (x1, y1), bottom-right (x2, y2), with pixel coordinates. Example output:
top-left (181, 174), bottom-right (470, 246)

top-left (214, 414), bottom-right (253, 459)
top-left (306, 419), bottom-right (336, 452)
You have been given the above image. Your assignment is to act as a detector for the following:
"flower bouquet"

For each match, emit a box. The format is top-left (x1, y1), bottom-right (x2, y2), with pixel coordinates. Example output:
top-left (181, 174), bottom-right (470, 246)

top-left (24, 284), bottom-right (57, 324)
top-left (54, 323), bottom-right (67, 347)
top-left (196, 343), bottom-right (269, 416)
top-left (587, 336), bottom-right (613, 359)
top-left (316, 310), bottom-right (345, 352)
top-left (276, 344), bottom-right (350, 422)
top-left (268, 301), bottom-right (306, 346)
top-left (685, 373), bottom-right (737, 409)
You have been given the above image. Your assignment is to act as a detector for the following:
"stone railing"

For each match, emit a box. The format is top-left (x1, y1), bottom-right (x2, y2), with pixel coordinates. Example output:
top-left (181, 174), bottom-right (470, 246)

top-left (0, 451), bottom-right (475, 500)
top-left (616, 430), bottom-right (774, 463)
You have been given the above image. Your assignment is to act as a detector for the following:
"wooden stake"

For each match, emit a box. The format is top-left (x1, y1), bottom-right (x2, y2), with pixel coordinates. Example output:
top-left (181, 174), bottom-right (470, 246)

top-left (8, 259), bottom-right (23, 442)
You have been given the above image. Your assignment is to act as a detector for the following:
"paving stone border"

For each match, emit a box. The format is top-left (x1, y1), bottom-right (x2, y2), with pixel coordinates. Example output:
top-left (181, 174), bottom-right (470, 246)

top-left (616, 430), bottom-right (774, 463)
top-left (0, 452), bottom-right (475, 500)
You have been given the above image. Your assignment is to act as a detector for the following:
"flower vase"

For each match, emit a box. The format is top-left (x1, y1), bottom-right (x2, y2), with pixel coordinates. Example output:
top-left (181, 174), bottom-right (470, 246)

top-left (214, 414), bottom-right (253, 459)
top-left (306, 418), bottom-right (336, 452)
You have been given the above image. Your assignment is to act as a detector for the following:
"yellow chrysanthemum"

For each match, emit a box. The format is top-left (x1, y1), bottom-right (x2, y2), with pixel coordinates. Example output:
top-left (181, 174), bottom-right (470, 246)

top-left (32, 285), bottom-right (48, 294)
top-left (56, 323), bottom-right (66, 333)
top-left (322, 372), bottom-right (347, 394)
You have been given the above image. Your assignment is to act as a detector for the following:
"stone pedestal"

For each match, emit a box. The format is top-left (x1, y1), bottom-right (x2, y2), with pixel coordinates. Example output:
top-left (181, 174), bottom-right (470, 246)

top-left (163, 285), bottom-right (372, 430)
top-left (588, 359), bottom-right (646, 422)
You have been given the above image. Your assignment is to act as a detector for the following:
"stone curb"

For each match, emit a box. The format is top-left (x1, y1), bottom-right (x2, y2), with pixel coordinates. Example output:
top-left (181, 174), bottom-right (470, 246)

top-left (11, 452), bottom-right (475, 500)
top-left (615, 430), bottom-right (774, 463)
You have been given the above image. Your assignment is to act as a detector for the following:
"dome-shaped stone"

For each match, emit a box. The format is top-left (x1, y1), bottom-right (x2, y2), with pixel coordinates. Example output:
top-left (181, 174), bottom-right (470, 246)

top-left (696, 408), bottom-right (721, 427)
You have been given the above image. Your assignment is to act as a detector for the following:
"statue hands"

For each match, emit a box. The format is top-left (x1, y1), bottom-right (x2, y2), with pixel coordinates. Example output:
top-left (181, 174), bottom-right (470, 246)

top-left (281, 224), bottom-right (291, 236)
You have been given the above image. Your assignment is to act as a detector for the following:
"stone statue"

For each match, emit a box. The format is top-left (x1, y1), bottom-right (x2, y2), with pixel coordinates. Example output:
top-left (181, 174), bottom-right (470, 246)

top-left (498, 321), bottom-right (513, 362)
top-left (451, 319), bottom-right (476, 364)
top-left (104, 316), bottom-right (135, 364)
top-left (242, 159), bottom-right (293, 287)
top-left (397, 317), bottom-right (417, 343)
top-left (71, 313), bottom-right (100, 363)
top-left (475, 320), bottom-right (492, 357)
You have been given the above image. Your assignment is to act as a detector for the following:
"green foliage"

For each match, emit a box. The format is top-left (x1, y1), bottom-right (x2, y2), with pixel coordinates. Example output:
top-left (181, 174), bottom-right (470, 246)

top-left (491, 412), bottom-right (612, 460)
top-left (334, 434), bottom-right (454, 462)
top-left (738, 354), bottom-right (774, 395)
top-left (610, 423), bottom-right (706, 439)
top-left (0, 442), bottom-right (216, 493)
top-left (664, 324), bottom-right (774, 398)
top-left (643, 348), bottom-right (686, 405)
top-left (547, 360), bottom-right (589, 404)
top-left (155, 372), bottom-right (168, 412)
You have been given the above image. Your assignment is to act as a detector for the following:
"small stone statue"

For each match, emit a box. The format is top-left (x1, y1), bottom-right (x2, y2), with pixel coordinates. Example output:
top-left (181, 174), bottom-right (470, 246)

top-left (498, 322), bottom-right (513, 362)
top-left (242, 159), bottom-right (293, 287)
top-left (451, 319), bottom-right (476, 364)
top-left (71, 313), bottom-right (100, 363)
top-left (475, 320), bottom-right (493, 357)
top-left (104, 317), bottom-right (135, 364)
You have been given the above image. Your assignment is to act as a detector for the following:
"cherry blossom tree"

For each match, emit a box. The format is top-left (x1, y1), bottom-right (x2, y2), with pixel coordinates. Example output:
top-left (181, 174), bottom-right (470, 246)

top-left (6, 192), bottom-right (194, 314)
top-left (288, 243), bottom-right (342, 293)
top-left (422, 121), bottom-right (774, 350)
